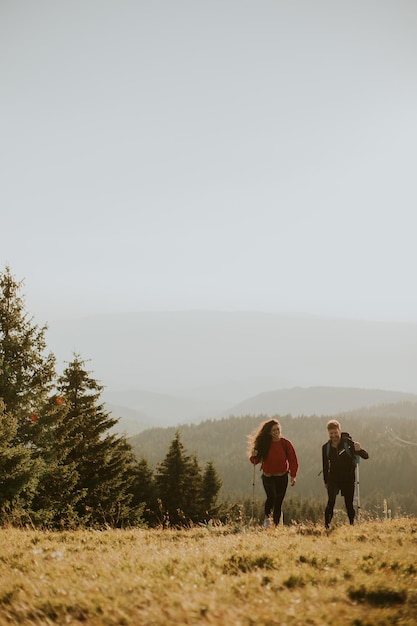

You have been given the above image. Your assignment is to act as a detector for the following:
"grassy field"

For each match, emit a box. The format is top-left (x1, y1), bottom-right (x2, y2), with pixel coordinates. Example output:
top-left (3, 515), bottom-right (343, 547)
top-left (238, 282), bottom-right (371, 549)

top-left (0, 518), bottom-right (416, 625)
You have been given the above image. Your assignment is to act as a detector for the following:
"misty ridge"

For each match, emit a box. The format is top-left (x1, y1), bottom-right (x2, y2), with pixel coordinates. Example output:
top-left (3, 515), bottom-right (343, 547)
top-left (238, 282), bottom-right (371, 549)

top-left (45, 311), bottom-right (417, 435)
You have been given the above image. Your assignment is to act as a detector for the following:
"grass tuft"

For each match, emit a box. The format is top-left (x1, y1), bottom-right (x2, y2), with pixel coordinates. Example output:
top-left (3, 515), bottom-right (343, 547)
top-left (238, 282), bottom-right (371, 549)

top-left (348, 583), bottom-right (407, 606)
top-left (222, 552), bottom-right (275, 574)
top-left (283, 574), bottom-right (306, 589)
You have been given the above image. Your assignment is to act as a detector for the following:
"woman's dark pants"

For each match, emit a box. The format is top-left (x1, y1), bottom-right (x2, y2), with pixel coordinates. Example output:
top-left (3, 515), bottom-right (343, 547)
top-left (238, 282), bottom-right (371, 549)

top-left (261, 474), bottom-right (289, 525)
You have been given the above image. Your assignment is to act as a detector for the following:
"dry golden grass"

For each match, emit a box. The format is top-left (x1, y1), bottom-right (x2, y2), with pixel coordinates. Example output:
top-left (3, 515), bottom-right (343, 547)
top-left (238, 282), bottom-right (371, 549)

top-left (0, 518), bottom-right (416, 625)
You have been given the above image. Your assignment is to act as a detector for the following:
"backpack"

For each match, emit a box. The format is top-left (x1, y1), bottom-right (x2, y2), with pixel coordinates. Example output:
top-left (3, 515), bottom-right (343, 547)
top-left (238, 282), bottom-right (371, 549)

top-left (325, 432), bottom-right (358, 467)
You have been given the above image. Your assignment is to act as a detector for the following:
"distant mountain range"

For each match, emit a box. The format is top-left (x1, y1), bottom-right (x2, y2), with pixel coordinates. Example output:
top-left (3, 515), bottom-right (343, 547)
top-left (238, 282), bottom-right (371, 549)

top-left (104, 388), bottom-right (219, 435)
top-left (225, 386), bottom-right (417, 418)
top-left (105, 386), bottom-right (417, 437)
top-left (42, 311), bottom-right (417, 436)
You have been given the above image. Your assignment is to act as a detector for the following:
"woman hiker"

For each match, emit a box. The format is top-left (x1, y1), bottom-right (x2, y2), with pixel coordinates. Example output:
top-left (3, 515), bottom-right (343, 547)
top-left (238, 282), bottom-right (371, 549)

top-left (248, 419), bottom-right (299, 528)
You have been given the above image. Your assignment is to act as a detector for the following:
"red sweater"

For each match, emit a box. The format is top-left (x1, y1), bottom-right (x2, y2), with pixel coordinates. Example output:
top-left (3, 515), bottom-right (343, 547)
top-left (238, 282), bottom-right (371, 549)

top-left (250, 438), bottom-right (299, 478)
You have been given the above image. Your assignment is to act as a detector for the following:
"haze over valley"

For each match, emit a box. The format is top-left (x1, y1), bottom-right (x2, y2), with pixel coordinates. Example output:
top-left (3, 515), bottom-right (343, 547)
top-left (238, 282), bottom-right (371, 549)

top-left (45, 311), bottom-right (417, 435)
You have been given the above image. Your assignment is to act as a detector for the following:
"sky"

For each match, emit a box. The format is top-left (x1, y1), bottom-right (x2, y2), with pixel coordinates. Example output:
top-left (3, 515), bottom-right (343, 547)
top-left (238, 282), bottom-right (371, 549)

top-left (1, 0), bottom-right (417, 324)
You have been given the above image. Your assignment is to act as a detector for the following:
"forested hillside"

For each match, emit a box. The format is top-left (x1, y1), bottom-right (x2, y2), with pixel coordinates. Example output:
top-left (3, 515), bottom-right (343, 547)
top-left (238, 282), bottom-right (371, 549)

top-left (105, 386), bottom-right (417, 437)
top-left (130, 403), bottom-right (417, 516)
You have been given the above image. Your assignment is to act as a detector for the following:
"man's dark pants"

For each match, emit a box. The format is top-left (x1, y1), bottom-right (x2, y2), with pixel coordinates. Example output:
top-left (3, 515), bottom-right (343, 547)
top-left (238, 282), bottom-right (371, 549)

top-left (325, 480), bottom-right (355, 527)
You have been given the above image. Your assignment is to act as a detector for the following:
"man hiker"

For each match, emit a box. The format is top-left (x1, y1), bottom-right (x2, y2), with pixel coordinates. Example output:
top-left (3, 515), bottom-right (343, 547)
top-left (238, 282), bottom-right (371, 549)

top-left (322, 419), bottom-right (369, 529)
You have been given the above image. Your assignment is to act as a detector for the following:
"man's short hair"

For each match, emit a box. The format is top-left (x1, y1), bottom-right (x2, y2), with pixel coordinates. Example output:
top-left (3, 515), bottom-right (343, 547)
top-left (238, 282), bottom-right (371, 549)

top-left (327, 420), bottom-right (341, 431)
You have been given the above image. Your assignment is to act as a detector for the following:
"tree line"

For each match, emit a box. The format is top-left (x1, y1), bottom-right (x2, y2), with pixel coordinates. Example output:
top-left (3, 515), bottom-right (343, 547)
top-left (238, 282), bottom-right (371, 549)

top-left (0, 267), bottom-right (221, 528)
top-left (130, 409), bottom-right (417, 520)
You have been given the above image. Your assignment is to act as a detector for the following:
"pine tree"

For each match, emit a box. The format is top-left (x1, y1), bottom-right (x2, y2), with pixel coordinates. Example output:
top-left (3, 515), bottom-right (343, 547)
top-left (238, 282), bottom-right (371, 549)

top-left (130, 457), bottom-right (157, 526)
top-left (0, 266), bottom-right (55, 442)
top-left (55, 355), bottom-right (141, 527)
top-left (0, 399), bottom-right (40, 520)
top-left (154, 431), bottom-right (204, 526)
top-left (184, 454), bottom-right (204, 522)
top-left (201, 460), bottom-right (223, 518)
top-left (29, 394), bottom-right (82, 527)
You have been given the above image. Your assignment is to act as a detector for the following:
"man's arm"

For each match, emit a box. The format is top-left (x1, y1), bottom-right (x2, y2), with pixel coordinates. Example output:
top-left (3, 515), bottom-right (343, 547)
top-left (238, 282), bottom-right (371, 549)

top-left (354, 442), bottom-right (369, 459)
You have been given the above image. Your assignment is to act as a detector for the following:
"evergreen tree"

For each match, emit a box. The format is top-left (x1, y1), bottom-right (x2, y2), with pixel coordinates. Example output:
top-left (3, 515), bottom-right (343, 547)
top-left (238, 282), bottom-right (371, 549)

top-left (154, 431), bottom-right (204, 526)
top-left (201, 460), bottom-right (222, 518)
top-left (55, 355), bottom-right (141, 527)
top-left (29, 394), bottom-right (82, 527)
top-left (0, 266), bottom-right (55, 442)
top-left (184, 454), bottom-right (204, 522)
top-left (130, 457), bottom-right (157, 526)
top-left (0, 399), bottom-right (40, 520)
top-left (154, 431), bottom-right (188, 526)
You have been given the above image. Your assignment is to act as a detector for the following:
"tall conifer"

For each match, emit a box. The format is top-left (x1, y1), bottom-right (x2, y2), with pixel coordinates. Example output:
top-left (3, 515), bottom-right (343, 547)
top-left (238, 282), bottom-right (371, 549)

top-left (0, 399), bottom-right (39, 519)
top-left (55, 355), bottom-right (140, 526)
top-left (0, 266), bottom-right (55, 442)
top-left (29, 394), bottom-right (82, 527)
top-left (201, 460), bottom-right (222, 518)
top-left (130, 457), bottom-right (157, 526)
top-left (155, 431), bottom-right (204, 526)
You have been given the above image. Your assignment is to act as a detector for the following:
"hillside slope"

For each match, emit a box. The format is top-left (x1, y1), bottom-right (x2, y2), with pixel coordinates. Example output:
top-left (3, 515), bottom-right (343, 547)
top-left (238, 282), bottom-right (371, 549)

top-left (225, 386), bottom-right (417, 417)
top-left (129, 403), bottom-right (417, 510)
top-left (108, 385), bottom-right (417, 435)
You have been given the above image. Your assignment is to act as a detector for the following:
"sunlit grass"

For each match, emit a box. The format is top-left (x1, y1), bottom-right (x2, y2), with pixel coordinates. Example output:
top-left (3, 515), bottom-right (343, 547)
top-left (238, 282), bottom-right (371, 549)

top-left (0, 518), bottom-right (416, 625)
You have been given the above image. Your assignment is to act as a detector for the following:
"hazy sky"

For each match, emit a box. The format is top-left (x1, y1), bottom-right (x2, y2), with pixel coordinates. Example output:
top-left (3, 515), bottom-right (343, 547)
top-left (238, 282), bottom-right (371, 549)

top-left (2, 0), bottom-right (417, 323)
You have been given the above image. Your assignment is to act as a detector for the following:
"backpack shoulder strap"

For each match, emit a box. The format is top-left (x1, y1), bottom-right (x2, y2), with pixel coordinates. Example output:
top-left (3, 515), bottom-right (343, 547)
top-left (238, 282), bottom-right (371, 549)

top-left (327, 440), bottom-right (352, 458)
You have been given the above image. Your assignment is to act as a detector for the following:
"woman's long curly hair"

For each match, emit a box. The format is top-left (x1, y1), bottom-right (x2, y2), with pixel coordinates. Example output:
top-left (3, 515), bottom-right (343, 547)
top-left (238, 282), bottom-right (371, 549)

top-left (247, 419), bottom-right (281, 461)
